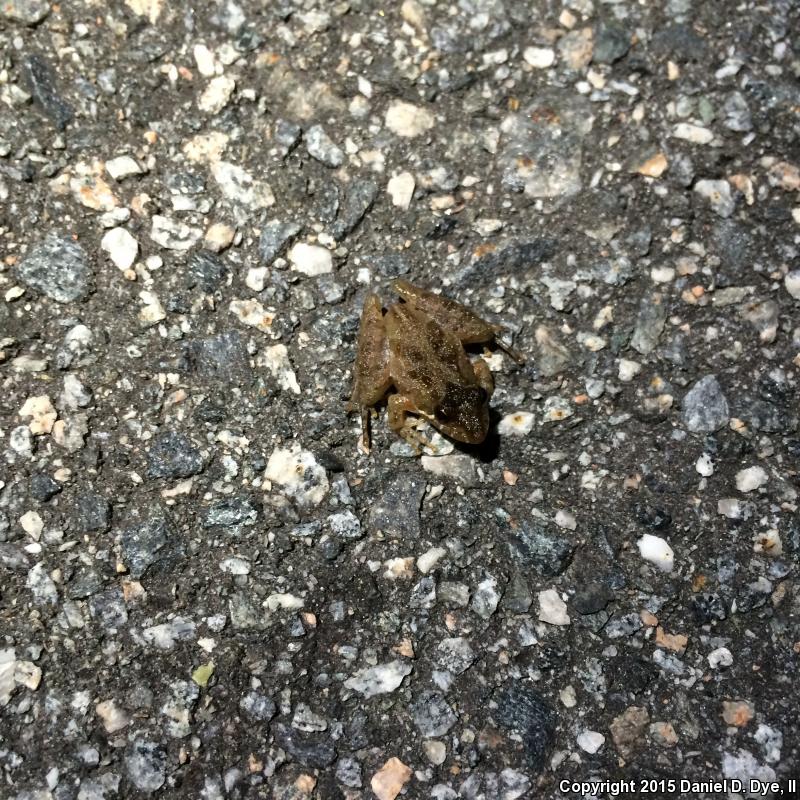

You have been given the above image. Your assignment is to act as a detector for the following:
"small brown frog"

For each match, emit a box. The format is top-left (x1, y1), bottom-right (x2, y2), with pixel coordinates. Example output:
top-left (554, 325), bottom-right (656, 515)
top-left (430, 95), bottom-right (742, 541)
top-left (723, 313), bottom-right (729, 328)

top-left (349, 279), bottom-right (523, 452)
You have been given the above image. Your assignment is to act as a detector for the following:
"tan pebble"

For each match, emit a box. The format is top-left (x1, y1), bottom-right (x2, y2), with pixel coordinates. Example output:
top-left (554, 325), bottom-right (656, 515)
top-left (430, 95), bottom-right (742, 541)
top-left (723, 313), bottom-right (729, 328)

top-left (722, 699), bottom-right (754, 727)
top-left (656, 626), bottom-right (688, 654)
top-left (650, 721), bottom-right (679, 746)
top-left (636, 152), bottom-right (668, 178)
top-left (502, 469), bottom-right (518, 486)
top-left (393, 637), bottom-right (415, 658)
top-left (371, 757), bottom-right (412, 800)
top-left (19, 395), bottom-right (57, 435)
top-left (640, 610), bottom-right (658, 627)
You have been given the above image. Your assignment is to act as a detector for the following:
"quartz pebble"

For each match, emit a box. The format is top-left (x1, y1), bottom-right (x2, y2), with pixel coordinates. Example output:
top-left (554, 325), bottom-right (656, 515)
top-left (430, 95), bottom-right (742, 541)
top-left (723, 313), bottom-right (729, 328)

top-left (538, 589), bottom-right (570, 625)
top-left (101, 227), bottom-right (138, 270)
top-left (637, 534), bottom-right (675, 572)
top-left (735, 466), bottom-right (768, 493)
top-left (289, 243), bottom-right (333, 276)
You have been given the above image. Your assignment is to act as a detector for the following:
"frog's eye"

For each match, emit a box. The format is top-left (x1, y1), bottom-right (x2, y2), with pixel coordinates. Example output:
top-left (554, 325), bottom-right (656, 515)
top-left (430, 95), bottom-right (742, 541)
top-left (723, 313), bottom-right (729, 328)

top-left (477, 387), bottom-right (488, 402)
top-left (434, 399), bottom-right (459, 423)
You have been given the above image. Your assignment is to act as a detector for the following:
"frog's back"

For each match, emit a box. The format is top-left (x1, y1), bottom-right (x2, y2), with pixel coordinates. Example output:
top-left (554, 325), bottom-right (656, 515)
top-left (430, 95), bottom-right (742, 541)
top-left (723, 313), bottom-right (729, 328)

top-left (385, 304), bottom-right (476, 405)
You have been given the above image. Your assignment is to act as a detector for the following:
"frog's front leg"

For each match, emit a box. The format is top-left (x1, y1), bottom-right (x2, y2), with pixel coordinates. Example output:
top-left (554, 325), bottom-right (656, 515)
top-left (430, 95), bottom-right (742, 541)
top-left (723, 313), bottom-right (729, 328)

top-left (387, 394), bottom-right (434, 454)
top-left (350, 294), bottom-right (392, 452)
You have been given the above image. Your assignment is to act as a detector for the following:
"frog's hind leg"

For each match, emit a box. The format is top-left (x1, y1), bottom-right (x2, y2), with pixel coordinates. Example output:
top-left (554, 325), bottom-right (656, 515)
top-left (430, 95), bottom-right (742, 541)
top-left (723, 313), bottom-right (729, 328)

top-left (350, 293), bottom-right (392, 452)
top-left (392, 279), bottom-right (524, 363)
top-left (472, 357), bottom-right (495, 396)
top-left (388, 394), bottom-right (434, 454)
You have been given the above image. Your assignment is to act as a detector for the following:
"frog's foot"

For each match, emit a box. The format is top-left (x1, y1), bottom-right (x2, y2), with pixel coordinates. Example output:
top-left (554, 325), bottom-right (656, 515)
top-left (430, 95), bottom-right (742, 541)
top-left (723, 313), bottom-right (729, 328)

top-left (400, 424), bottom-right (436, 455)
top-left (388, 394), bottom-right (435, 455)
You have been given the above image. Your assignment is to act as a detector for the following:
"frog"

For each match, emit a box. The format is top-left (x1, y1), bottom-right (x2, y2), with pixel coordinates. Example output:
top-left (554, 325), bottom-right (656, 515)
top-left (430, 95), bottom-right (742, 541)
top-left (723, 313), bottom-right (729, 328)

top-left (349, 279), bottom-right (524, 452)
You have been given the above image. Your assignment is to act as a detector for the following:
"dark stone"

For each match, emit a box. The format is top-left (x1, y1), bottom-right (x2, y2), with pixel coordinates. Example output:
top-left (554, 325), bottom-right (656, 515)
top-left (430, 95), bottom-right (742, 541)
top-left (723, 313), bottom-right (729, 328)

top-left (147, 430), bottom-right (204, 479)
top-left (593, 25), bottom-right (630, 63)
top-left (494, 684), bottom-right (555, 772)
top-left (186, 251), bottom-right (228, 292)
top-left (194, 398), bottom-right (228, 424)
top-left (21, 54), bottom-right (74, 130)
top-left (185, 331), bottom-right (251, 384)
top-left (30, 472), bottom-right (62, 502)
top-left (733, 396), bottom-right (792, 433)
top-left (690, 592), bottom-right (728, 623)
top-left (88, 587), bottom-right (128, 628)
top-left (72, 492), bottom-right (112, 533)
top-left (16, 233), bottom-right (90, 303)
top-left (608, 656), bottom-right (657, 694)
top-left (651, 24), bottom-right (708, 63)
top-left (469, 238), bottom-right (557, 278)
top-left (506, 521), bottom-right (575, 576)
top-left (367, 474), bottom-right (426, 538)
top-left (67, 568), bottom-right (105, 599)
top-left (372, 254), bottom-right (411, 278)
top-left (634, 504), bottom-right (672, 531)
top-left (572, 582), bottom-right (613, 615)
top-left (259, 220), bottom-right (302, 264)
top-left (331, 179), bottom-right (378, 240)
top-left (271, 723), bottom-right (336, 769)
top-left (502, 572), bottom-right (533, 613)
top-left (121, 516), bottom-right (174, 578)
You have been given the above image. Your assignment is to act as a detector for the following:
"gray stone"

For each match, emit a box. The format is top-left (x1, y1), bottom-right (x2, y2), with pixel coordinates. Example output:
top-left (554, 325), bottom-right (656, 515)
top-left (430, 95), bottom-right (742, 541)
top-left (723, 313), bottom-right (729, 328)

top-left (16, 233), bottom-right (90, 303)
top-left (411, 690), bottom-right (457, 737)
top-left (125, 739), bottom-right (166, 793)
top-left (305, 125), bottom-right (344, 167)
top-left (147, 430), bottom-right (204, 479)
top-left (1, 0), bottom-right (50, 25)
top-left (682, 375), bottom-right (729, 432)
top-left (259, 219), bottom-right (302, 264)
top-left (121, 516), bottom-right (174, 578)
top-left (506, 521), bottom-right (575, 576)
top-left (368, 474), bottom-right (426, 538)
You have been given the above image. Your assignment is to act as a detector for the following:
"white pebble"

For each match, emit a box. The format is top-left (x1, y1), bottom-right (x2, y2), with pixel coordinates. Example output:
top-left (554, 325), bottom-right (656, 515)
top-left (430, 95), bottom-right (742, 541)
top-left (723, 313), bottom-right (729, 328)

top-left (577, 730), bottom-right (605, 754)
top-left (673, 123), bottom-right (714, 144)
top-left (785, 270), bottom-right (800, 299)
top-left (385, 100), bottom-right (435, 138)
top-left (523, 46), bottom-right (555, 68)
top-left (554, 510), bottom-right (577, 530)
top-left (199, 75), bottom-right (235, 114)
top-left (637, 533), bottom-right (674, 572)
top-left (735, 465), bottom-right (768, 493)
top-left (19, 511), bottom-right (44, 540)
top-left (497, 411), bottom-right (534, 436)
top-left (101, 227), bottom-right (138, 270)
top-left (538, 589), bottom-right (570, 626)
top-left (708, 647), bottom-right (733, 669)
top-left (289, 243), bottom-right (333, 276)
top-left (695, 453), bottom-right (714, 476)
top-left (387, 171), bottom-right (415, 209)
top-left (618, 358), bottom-right (642, 382)
top-left (105, 155), bottom-right (144, 181)
top-left (417, 547), bottom-right (447, 574)
top-left (193, 44), bottom-right (217, 77)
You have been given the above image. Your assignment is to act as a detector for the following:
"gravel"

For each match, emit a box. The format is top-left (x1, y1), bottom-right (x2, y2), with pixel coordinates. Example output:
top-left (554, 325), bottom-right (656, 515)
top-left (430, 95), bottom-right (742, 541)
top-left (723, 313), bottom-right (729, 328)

top-left (1, 0), bottom-right (798, 796)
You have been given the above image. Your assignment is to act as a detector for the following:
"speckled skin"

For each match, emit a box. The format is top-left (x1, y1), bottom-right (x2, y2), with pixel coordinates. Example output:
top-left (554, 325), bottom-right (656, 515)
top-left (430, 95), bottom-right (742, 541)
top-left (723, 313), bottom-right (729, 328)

top-left (350, 280), bottom-right (522, 450)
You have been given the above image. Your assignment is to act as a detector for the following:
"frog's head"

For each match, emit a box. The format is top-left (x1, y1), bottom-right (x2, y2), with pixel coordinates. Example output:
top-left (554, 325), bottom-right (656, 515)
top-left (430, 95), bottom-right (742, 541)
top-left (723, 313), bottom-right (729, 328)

top-left (431, 382), bottom-right (490, 444)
